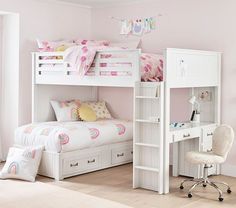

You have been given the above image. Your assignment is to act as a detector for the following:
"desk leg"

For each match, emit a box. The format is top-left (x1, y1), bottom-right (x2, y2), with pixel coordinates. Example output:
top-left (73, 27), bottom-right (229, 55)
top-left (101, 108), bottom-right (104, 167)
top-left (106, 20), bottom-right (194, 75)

top-left (172, 142), bottom-right (179, 177)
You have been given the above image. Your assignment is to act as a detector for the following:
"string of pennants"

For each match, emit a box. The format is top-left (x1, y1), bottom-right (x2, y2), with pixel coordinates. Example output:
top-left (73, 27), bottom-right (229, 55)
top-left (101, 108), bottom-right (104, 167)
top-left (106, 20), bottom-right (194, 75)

top-left (111, 14), bottom-right (162, 36)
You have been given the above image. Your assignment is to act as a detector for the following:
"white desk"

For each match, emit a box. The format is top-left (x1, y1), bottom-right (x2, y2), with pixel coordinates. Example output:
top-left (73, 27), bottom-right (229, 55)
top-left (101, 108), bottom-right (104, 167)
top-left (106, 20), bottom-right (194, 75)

top-left (169, 122), bottom-right (218, 178)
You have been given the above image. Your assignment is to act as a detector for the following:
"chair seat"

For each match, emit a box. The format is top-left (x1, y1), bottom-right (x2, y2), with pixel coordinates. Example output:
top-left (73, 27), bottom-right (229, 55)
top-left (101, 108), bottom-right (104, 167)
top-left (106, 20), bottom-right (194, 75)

top-left (186, 151), bottom-right (225, 165)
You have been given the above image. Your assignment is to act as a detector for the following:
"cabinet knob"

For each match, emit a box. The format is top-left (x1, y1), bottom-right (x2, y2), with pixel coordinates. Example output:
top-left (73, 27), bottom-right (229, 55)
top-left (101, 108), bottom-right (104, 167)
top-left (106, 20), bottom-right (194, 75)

top-left (70, 162), bottom-right (78, 167)
top-left (117, 153), bottom-right (124, 157)
top-left (183, 133), bottom-right (190, 138)
top-left (207, 133), bottom-right (213, 136)
top-left (87, 159), bottom-right (96, 164)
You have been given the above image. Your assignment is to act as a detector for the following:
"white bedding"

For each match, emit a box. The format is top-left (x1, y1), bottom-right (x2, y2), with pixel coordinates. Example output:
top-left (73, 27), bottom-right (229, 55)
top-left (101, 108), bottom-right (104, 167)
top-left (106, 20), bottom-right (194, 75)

top-left (14, 119), bottom-right (133, 153)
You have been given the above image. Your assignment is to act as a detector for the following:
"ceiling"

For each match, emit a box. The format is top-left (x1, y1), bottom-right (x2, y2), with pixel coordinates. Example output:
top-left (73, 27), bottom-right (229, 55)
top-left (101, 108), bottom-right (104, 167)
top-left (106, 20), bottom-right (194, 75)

top-left (55, 0), bottom-right (145, 7)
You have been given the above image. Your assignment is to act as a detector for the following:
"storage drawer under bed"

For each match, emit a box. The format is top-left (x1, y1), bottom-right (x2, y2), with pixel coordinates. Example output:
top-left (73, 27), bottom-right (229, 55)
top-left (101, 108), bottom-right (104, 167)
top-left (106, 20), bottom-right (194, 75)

top-left (63, 153), bottom-right (101, 175)
top-left (111, 147), bottom-right (133, 165)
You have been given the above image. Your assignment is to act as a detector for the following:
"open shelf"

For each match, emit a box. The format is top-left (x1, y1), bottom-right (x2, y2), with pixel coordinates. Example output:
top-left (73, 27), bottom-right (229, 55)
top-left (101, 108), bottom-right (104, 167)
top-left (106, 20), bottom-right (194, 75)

top-left (135, 142), bottom-right (159, 148)
top-left (135, 166), bottom-right (159, 172)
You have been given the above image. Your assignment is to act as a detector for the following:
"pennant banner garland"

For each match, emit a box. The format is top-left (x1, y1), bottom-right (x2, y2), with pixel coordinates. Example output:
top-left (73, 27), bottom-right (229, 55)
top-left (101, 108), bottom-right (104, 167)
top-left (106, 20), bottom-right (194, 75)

top-left (119, 17), bottom-right (156, 36)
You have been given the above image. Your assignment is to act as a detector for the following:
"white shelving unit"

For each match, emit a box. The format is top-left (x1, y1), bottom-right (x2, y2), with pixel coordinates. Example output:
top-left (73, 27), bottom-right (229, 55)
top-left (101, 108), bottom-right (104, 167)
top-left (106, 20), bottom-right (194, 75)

top-left (133, 82), bottom-right (164, 194)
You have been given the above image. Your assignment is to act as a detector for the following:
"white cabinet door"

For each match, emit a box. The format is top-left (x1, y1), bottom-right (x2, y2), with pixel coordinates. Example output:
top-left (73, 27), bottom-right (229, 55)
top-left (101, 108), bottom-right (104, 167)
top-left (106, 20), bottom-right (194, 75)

top-left (165, 48), bottom-right (221, 88)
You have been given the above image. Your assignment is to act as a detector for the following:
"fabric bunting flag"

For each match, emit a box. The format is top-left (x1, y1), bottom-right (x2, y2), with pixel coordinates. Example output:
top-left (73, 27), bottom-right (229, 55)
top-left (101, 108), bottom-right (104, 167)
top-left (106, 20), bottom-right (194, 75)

top-left (120, 17), bottom-right (156, 36)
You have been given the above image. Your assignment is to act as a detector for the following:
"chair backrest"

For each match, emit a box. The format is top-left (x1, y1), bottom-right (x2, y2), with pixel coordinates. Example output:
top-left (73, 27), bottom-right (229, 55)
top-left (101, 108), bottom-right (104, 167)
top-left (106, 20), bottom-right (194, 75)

top-left (212, 125), bottom-right (234, 158)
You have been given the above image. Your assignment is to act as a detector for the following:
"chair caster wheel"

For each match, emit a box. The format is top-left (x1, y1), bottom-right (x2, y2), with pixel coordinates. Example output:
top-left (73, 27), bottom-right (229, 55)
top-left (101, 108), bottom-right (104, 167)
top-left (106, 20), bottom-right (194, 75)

top-left (188, 193), bottom-right (192, 198)
top-left (218, 197), bottom-right (224, 202)
top-left (227, 189), bottom-right (231, 194)
top-left (180, 185), bottom-right (184, 189)
top-left (203, 184), bottom-right (207, 187)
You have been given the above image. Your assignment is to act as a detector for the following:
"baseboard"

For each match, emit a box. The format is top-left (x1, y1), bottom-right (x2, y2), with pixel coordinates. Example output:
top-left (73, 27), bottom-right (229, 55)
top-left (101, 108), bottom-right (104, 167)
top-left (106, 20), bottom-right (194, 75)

top-left (221, 164), bottom-right (236, 177)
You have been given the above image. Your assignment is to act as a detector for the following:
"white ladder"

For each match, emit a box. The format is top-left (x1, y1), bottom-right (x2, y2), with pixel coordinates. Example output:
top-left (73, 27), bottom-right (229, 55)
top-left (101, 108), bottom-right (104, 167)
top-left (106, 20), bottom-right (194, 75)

top-left (133, 82), bottom-right (164, 194)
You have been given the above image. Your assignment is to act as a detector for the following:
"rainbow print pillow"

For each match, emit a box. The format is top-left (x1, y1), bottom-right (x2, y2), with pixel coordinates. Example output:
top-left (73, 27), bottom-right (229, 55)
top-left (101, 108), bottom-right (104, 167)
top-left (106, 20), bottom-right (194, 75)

top-left (50, 100), bottom-right (82, 122)
top-left (0, 146), bottom-right (43, 182)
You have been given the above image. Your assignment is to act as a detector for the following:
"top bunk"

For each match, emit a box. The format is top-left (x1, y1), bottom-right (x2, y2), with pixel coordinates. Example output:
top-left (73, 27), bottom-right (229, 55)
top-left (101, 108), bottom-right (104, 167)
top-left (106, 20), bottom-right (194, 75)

top-left (32, 49), bottom-right (143, 87)
top-left (32, 45), bottom-right (221, 88)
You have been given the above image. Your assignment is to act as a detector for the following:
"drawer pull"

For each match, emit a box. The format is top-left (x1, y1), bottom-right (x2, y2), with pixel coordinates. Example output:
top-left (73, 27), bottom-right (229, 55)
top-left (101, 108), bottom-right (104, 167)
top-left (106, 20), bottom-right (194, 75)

top-left (183, 133), bottom-right (190, 138)
top-left (207, 133), bottom-right (213, 136)
top-left (87, 159), bottom-right (96, 164)
top-left (207, 149), bottom-right (212, 152)
top-left (117, 153), bottom-right (124, 157)
top-left (70, 162), bottom-right (78, 167)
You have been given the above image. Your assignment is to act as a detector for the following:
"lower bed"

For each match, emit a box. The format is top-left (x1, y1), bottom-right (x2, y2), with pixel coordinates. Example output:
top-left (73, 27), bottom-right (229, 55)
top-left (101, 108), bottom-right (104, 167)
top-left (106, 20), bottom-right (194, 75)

top-left (14, 119), bottom-right (133, 180)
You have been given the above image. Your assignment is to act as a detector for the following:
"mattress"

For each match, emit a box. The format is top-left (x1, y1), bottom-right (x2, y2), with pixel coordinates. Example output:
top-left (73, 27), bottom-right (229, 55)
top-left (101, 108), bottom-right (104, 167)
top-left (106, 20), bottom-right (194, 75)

top-left (14, 119), bottom-right (133, 153)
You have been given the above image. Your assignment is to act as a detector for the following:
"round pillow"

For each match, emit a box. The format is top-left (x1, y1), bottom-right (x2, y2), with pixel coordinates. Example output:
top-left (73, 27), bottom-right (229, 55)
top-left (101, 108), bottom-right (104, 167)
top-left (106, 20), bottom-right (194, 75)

top-left (78, 104), bottom-right (97, 122)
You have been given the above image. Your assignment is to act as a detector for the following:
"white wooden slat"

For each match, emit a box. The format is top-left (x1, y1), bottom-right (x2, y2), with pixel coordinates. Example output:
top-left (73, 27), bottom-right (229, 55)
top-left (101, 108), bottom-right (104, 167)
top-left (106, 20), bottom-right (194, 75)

top-left (135, 166), bottom-right (159, 172)
top-left (37, 51), bottom-right (64, 57)
top-left (36, 67), bottom-right (73, 72)
top-left (97, 58), bottom-right (134, 64)
top-left (97, 67), bottom-right (134, 74)
top-left (135, 143), bottom-right (159, 148)
top-left (38, 59), bottom-right (64, 64)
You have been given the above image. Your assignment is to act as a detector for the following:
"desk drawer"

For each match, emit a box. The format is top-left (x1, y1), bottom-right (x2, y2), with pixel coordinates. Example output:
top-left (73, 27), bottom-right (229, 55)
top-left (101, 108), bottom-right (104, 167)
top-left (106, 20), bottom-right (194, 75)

top-left (173, 128), bottom-right (200, 142)
top-left (202, 125), bottom-right (217, 151)
top-left (202, 126), bottom-right (216, 139)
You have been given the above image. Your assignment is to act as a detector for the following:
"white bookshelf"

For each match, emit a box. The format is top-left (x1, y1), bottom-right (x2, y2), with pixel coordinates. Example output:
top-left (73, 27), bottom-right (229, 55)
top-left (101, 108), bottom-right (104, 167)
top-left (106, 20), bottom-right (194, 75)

top-left (133, 82), bottom-right (164, 194)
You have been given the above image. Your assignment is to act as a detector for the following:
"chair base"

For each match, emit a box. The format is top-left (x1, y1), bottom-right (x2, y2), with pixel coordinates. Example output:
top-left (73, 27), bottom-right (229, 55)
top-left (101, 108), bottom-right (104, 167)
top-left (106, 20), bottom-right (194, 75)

top-left (179, 165), bottom-right (231, 201)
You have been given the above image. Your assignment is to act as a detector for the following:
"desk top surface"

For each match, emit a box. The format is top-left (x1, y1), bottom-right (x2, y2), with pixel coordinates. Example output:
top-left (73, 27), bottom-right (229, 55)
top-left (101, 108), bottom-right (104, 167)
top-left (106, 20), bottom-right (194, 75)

top-left (170, 122), bottom-right (217, 132)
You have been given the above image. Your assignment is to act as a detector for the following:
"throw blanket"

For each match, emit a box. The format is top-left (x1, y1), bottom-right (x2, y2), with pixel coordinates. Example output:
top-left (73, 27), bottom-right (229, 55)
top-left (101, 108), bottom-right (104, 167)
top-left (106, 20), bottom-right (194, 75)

top-left (64, 45), bottom-right (107, 76)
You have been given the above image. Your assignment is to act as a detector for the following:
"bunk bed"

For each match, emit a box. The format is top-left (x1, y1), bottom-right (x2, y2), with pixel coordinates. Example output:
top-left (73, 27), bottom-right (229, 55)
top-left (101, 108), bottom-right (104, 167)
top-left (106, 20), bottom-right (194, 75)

top-left (15, 46), bottom-right (221, 195)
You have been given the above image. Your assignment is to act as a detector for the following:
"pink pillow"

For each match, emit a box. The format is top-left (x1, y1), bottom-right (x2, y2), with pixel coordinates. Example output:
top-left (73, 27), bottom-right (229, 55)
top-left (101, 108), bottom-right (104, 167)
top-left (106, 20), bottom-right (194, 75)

top-left (140, 53), bottom-right (163, 82)
top-left (73, 39), bottom-right (110, 47)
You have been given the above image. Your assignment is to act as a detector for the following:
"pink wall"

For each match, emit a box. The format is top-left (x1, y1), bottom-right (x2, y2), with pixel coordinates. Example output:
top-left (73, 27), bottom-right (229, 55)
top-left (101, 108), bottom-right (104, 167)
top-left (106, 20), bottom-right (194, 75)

top-left (91, 0), bottom-right (236, 168)
top-left (98, 87), bottom-right (133, 120)
top-left (0, 16), bottom-right (2, 81)
top-left (0, 0), bottom-right (91, 125)
top-left (0, 0), bottom-right (91, 155)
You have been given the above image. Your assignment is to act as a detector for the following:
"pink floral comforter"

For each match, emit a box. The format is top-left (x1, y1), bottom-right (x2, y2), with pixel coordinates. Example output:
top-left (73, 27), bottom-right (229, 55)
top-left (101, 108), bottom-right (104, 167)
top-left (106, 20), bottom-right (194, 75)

top-left (64, 46), bottom-right (163, 81)
top-left (37, 39), bottom-right (163, 81)
top-left (140, 53), bottom-right (163, 82)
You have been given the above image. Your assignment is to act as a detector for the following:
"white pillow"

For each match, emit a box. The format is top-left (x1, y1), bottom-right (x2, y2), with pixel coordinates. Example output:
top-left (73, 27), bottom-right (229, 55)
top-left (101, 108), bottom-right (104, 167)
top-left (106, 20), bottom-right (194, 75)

top-left (0, 146), bottom-right (43, 182)
top-left (50, 100), bottom-right (81, 121)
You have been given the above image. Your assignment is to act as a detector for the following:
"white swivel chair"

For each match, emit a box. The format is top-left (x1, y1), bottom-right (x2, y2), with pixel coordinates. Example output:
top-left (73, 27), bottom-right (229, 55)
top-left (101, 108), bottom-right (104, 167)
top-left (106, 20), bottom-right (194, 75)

top-left (179, 125), bottom-right (234, 201)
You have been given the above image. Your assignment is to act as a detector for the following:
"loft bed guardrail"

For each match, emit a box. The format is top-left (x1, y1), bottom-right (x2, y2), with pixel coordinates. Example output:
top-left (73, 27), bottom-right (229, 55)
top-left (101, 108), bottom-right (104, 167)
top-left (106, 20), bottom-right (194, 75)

top-left (32, 49), bottom-right (141, 87)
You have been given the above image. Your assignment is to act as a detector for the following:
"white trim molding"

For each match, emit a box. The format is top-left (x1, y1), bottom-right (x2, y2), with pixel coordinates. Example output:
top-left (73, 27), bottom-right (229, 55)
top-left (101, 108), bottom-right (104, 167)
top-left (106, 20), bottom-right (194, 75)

top-left (221, 163), bottom-right (236, 177)
top-left (34, 0), bottom-right (91, 9)
top-left (39, 0), bottom-right (157, 9)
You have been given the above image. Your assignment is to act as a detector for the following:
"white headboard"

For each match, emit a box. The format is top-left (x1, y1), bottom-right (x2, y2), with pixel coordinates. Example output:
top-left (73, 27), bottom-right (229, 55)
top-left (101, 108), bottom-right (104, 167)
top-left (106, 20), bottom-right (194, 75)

top-left (32, 85), bottom-right (97, 122)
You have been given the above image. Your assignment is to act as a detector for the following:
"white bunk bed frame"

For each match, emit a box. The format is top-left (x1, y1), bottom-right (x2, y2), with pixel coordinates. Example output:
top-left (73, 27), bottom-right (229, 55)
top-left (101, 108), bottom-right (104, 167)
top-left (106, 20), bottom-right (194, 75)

top-left (31, 48), bottom-right (221, 195)
top-left (32, 49), bottom-right (141, 180)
